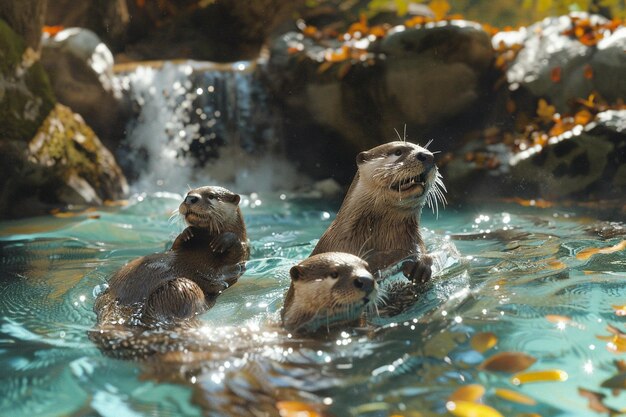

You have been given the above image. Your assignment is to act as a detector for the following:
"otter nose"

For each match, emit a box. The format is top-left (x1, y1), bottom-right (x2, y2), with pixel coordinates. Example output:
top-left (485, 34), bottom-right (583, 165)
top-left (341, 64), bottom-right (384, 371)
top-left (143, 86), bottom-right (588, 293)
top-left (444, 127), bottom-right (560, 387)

top-left (184, 195), bottom-right (199, 205)
top-left (353, 275), bottom-right (375, 293)
top-left (417, 151), bottom-right (434, 167)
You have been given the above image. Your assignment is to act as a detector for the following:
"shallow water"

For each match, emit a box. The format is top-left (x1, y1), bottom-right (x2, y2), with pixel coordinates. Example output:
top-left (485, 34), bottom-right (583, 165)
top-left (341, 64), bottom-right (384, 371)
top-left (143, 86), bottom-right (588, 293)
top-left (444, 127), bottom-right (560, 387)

top-left (0, 192), bottom-right (625, 417)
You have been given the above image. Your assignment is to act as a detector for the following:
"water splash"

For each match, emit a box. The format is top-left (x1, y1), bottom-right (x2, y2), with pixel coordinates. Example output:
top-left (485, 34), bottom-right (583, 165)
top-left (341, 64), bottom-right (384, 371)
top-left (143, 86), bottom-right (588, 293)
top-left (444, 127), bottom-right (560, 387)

top-left (116, 61), bottom-right (311, 194)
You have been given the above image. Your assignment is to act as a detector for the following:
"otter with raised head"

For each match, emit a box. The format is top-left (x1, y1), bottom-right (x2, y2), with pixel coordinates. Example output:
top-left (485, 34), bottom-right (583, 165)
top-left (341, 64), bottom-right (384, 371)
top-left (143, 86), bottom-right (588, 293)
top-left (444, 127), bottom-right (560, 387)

top-left (311, 140), bottom-right (446, 284)
top-left (94, 186), bottom-right (249, 329)
top-left (282, 252), bottom-right (378, 334)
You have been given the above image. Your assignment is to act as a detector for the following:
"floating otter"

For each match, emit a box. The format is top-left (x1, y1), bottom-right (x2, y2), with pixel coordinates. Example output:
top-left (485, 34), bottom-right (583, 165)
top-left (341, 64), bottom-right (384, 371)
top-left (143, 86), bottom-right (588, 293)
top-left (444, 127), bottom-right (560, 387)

top-left (311, 141), bottom-right (446, 285)
top-left (281, 252), bottom-right (378, 334)
top-left (94, 186), bottom-right (249, 329)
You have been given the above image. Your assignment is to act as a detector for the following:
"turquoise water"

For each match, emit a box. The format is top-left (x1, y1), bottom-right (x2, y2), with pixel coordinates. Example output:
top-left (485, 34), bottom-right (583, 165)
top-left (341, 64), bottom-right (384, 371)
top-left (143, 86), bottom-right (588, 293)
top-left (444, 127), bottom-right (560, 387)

top-left (0, 192), bottom-right (625, 417)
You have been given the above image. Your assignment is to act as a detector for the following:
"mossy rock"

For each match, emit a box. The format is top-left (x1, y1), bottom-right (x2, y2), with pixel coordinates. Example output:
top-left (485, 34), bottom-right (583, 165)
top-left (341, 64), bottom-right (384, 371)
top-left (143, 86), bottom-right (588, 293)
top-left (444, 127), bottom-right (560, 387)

top-left (0, 18), bottom-right (55, 141)
top-left (0, 103), bottom-right (128, 218)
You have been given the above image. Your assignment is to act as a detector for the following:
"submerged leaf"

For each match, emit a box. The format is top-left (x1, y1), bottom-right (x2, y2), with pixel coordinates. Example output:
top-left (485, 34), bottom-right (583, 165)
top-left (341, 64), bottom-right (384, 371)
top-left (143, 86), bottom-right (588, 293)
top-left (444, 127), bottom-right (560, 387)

top-left (470, 332), bottom-right (498, 353)
top-left (576, 240), bottom-right (626, 260)
top-left (276, 401), bottom-right (321, 417)
top-left (511, 369), bottom-right (568, 385)
top-left (494, 388), bottom-right (537, 405)
top-left (446, 401), bottom-right (504, 417)
top-left (578, 388), bottom-right (620, 414)
top-left (600, 372), bottom-right (626, 390)
top-left (448, 384), bottom-right (485, 402)
top-left (478, 352), bottom-right (536, 373)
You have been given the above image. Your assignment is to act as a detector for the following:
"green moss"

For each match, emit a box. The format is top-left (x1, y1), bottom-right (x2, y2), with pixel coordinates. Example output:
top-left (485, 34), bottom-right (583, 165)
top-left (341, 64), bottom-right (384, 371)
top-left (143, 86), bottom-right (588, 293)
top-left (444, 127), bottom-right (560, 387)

top-left (0, 18), bottom-right (55, 142)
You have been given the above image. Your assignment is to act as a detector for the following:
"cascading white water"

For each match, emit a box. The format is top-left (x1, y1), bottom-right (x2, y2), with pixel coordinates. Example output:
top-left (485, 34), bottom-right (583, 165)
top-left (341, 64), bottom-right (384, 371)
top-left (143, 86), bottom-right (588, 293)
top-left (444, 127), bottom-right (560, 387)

top-left (115, 60), bottom-right (311, 194)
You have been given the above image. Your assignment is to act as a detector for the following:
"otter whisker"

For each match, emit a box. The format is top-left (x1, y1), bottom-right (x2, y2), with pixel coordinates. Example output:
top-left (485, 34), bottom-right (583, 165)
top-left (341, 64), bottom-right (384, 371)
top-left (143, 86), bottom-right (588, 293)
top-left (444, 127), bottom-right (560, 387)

top-left (394, 127), bottom-right (403, 142)
top-left (423, 139), bottom-right (434, 149)
top-left (168, 209), bottom-right (181, 224)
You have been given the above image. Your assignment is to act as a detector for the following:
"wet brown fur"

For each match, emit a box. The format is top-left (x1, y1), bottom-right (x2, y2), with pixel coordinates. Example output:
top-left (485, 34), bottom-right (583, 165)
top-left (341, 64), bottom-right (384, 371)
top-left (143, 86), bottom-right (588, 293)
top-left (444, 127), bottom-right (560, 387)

top-left (281, 252), bottom-right (377, 334)
top-left (311, 141), bottom-right (440, 276)
top-left (94, 186), bottom-right (249, 330)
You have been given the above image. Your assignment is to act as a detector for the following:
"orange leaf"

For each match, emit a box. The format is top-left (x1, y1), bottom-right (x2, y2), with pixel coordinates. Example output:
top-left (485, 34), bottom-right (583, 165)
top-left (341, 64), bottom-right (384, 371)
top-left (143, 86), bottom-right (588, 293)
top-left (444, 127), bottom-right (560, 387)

top-left (276, 401), bottom-right (320, 417)
top-left (478, 352), bottom-right (537, 373)
top-left (43, 25), bottom-right (64, 36)
top-left (448, 384), bottom-right (485, 402)
top-left (576, 240), bottom-right (626, 260)
top-left (551, 67), bottom-right (562, 83)
top-left (574, 109), bottom-right (593, 125)
top-left (583, 64), bottom-right (594, 80)
top-left (470, 332), bottom-right (497, 353)
top-left (324, 46), bottom-right (349, 62)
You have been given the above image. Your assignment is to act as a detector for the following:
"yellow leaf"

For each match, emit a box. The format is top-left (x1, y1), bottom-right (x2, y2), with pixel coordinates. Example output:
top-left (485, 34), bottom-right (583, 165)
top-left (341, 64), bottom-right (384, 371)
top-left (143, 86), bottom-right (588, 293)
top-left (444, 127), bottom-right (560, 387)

top-left (494, 388), bottom-right (537, 405)
top-left (536, 98), bottom-right (555, 123)
top-left (446, 401), bottom-right (504, 417)
top-left (470, 332), bottom-right (497, 353)
top-left (429, 0), bottom-right (451, 20)
top-left (448, 384), bottom-right (485, 402)
top-left (511, 369), bottom-right (568, 385)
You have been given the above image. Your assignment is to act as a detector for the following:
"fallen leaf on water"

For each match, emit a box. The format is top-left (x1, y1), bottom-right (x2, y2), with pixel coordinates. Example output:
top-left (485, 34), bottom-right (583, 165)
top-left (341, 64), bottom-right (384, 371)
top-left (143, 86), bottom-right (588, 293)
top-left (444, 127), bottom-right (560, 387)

top-left (612, 305), bottom-right (626, 317)
top-left (478, 352), bottom-right (537, 373)
top-left (276, 401), bottom-right (320, 417)
top-left (494, 388), bottom-right (537, 405)
top-left (429, 0), bottom-right (451, 21)
top-left (574, 109), bottom-right (593, 125)
top-left (583, 64), bottom-right (594, 80)
top-left (615, 360), bottom-right (626, 372)
top-left (600, 372), bottom-right (626, 390)
top-left (578, 387), bottom-right (620, 414)
top-left (576, 240), bottom-right (626, 260)
top-left (448, 384), bottom-right (485, 402)
top-left (511, 369), bottom-right (568, 385)
top-left (470, 332), bottom-right (497, 353)
top-left (446, 401), bottom-right (504, 417)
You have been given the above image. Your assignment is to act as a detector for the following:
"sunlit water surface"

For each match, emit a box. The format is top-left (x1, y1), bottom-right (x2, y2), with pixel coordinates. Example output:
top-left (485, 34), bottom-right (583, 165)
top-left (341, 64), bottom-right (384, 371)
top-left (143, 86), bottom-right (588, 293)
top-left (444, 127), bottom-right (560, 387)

top-left (0, 193), bottom-right (624, 417)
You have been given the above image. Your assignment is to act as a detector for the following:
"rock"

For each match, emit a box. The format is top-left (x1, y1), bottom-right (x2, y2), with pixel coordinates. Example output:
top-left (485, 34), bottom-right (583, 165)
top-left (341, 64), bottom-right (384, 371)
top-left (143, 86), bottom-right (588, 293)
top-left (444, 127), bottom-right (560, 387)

top-left (41, 28), bottom-right (127, 149)
top-left (443, 109), bottom-right (626, 201)
top-left (0, 18), bottom-right (55, 142)
top-left (266, 20), bottom-right (498, 181)
top-left (0, 104), bottom-right (128, 218)
top-left (496, 13), bottom-right (626, 113)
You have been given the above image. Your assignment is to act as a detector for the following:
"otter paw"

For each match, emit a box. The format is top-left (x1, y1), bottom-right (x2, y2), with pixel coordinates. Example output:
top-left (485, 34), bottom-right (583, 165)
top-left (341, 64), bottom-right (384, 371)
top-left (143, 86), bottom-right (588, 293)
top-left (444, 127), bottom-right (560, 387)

top-left (180, 227), bottom-right (195, 242)
top-left (210, 232), bottom-right (238, 254)
top-left (401, 255), bottom-right (433, 286)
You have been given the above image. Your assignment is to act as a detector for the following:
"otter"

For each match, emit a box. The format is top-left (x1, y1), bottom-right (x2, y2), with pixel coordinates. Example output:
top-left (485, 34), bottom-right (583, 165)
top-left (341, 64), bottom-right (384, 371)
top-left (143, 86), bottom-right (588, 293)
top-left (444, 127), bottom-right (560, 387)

top-left (311, 141), bottom-right (446, 285)
top-left (94, 185), bottom-right (249, 329)
top-left (281, 252), bottom-right (378, 334)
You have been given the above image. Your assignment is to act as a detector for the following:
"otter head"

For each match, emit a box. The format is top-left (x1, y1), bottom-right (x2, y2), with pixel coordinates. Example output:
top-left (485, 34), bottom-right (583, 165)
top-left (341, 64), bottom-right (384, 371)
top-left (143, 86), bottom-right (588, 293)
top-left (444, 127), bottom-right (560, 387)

top-left (178, 186), bottom-right (242, 233)
top-left (282, 253), bottom-right (378, 334)
top-left (355, 141), bottom-right (446, 211)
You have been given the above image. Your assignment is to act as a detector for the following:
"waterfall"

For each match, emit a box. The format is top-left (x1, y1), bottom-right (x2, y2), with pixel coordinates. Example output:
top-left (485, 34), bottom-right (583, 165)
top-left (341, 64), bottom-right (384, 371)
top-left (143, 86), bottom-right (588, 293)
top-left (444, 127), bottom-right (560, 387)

top-left (115, 60), bottom-right (309, 194)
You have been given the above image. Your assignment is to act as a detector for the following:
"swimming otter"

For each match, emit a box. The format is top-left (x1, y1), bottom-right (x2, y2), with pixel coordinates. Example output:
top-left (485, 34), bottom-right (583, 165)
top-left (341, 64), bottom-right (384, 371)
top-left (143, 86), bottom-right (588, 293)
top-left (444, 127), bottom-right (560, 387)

top-left (311, 141), bottom-right (446, 285)
top-left (94, 186), bottom-right (249, 329)
top-left (281, 252), bottom-right (378, 334)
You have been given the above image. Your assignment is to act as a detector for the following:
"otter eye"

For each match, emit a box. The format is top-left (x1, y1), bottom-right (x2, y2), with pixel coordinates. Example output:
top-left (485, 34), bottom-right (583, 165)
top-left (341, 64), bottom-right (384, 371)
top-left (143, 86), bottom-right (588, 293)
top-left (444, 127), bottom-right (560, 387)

top-left (207, 193), bottom-right (217, 200)
top-left (330, 271), bottom-right (339, 279)
top-left (393, 149), bottom-right (403, 156)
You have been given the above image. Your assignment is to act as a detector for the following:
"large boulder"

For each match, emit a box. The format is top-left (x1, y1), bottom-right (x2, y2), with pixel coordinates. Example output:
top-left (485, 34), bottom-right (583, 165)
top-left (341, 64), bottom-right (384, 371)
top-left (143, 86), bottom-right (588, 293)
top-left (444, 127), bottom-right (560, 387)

top-left (266, 20), bottom-right (498, 182)
top-left (443, 109), bottom-right (626, 202)
top-left (495, 13), bottom-right (626, 113)
top-left (0, 103), bottom-right (128, 218)
top-left (0, 18), bottom-right (55, 142)
top-left (41, 28), bottom-right (127, 149)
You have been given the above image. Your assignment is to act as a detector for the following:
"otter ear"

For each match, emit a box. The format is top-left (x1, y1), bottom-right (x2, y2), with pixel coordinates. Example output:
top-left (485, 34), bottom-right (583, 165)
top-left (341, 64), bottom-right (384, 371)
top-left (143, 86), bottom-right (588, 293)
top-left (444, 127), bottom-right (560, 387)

top-left (356, 151), bottom-right (371, 165)
top-left (290, 265), bottom-right (302, 281)
top-left (225, 193), bottom-right (241, 205)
